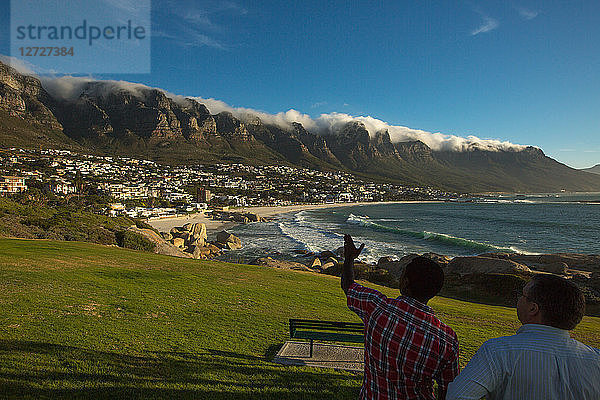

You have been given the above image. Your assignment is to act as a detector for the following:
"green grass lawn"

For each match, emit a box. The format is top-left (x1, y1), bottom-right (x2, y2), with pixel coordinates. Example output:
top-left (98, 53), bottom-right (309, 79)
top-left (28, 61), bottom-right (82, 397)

top-left (1, 238), bottom-right (599, 399)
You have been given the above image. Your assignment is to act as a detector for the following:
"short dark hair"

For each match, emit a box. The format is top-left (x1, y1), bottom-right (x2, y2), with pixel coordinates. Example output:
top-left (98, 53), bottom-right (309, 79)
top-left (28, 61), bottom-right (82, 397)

top-left (527, 274), bottom-right (585, 330)
top-left (404, 257), bottom-right (444, 301)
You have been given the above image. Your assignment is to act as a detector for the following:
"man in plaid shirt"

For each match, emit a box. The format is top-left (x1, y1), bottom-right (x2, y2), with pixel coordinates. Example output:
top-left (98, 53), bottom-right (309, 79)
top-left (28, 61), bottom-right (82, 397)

top-left (342, 235), bottom-right (460, 400)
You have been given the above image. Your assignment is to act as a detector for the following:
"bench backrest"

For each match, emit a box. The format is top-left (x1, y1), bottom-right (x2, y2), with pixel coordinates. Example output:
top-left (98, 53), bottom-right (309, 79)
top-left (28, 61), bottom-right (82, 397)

top-left (289, 318), bottom-right (364, 337)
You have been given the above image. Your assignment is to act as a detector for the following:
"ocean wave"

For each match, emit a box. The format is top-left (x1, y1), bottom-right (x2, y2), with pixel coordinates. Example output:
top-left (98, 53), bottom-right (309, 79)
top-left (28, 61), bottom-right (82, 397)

top-left (294, 210), bottom-right (308, 223)
top-left (277, 220), bottom-right (344, 254)
top-left (347, 214), bottom-right (516, 253)
top-left (477, 199), bottom-right (516, 204)
top-left (347, 213), bottom-right (369, 222)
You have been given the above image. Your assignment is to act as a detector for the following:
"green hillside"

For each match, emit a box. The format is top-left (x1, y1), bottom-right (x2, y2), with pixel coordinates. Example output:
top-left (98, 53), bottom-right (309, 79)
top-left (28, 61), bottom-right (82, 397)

top-left (0, 110), bottom-right (81, 151)
top-left (1, 239), bottom-right (598, 399)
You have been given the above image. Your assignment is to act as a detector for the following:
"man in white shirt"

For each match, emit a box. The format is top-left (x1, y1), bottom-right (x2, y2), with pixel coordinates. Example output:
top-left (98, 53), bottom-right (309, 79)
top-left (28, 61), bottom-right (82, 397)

top-left (447, 274), bottom-right (600, 400)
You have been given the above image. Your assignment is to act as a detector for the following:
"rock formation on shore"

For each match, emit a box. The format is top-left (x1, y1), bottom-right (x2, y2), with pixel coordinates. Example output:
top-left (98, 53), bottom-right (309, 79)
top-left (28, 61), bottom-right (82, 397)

top-left (209, 210), bottom-right (269, 224)
top-left (150, 222), bottom-right (243, 259)
top-left (316, 250), bottom-right (600, 315)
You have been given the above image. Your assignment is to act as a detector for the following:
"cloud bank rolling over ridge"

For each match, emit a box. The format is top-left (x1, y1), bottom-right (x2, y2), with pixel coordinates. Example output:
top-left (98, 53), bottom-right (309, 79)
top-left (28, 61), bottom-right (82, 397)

top-left (187, 96), bottom-right (528, 152)
top-left (2, 57), bottom-right (528, 154)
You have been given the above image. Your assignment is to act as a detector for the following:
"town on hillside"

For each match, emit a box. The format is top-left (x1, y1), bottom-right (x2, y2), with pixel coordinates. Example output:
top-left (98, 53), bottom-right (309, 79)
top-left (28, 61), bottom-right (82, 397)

top-left (0, 147), bottom-right (461, 219)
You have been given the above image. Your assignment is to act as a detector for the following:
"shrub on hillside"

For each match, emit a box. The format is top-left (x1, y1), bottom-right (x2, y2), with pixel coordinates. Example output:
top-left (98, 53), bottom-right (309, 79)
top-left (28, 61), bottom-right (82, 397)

top-left (0, 214), bottom-right (61, 239)
top-left (115, 230), bottom-right (156, 252)
top-left (133, 219), bottom-right (159, 234)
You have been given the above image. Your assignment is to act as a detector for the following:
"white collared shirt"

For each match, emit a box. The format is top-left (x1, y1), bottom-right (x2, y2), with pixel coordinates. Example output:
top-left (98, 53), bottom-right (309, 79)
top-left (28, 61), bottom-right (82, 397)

top-left (447, 323), bottom-right (600, 400)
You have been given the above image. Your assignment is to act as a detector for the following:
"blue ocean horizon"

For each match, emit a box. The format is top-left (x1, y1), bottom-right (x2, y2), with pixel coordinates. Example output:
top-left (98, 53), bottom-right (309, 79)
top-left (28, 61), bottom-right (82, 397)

top-left (219, 193), bottom-right (600, 265)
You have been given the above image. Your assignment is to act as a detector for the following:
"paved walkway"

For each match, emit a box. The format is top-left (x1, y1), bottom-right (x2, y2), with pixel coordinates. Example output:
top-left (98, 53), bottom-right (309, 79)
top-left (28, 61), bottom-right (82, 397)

top-left (273, 341), bottom-right (364, 372)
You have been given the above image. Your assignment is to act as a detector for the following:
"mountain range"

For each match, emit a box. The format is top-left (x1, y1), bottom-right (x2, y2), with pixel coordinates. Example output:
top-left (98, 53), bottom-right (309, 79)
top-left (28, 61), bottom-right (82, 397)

top-left (2, 60), bottom-right (600, 193)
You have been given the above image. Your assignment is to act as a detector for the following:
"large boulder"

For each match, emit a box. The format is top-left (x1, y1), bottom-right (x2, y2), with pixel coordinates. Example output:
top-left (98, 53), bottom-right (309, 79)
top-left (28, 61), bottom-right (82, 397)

top-left (326, 257), bottom-right (339, 265)
top-left (190, 245), bottom-right (212, 259)
top-left (160, 232), bottom-right (172, 241)
top-left (191, 223), bottom-right (207, 239)
top-left (216, 230), bottom-right (235, 243)
top-left (216, 230), bottom-right (242, 250)
top-left (377, 253), bottom-right (451, 279)
top-left (128, 226), bottom-right (192, 259)
top-left (230, 213), bottom-right (250, 223)
top-left (378, 254), bottom-right (420, 278)
top-left (181, 232), bottom-right (193, 245)
top-left (422, 253), bottom-right (452, 268)
top-left (378, 256), bottom-right (395, 266)
top-left (226, 241), bottom-right (241, 250)
top-left (244, 212), bottom-right (262, 222)
top-left (378, 261), bottom-right (407, 278)
top-left (487, 253), bottom-right (600, 275)
top-left (540, 262), bottom-right (569, 275)
top-left (170, 227), bottom-right (184, 237)
top-left (189, 237), bottom-right (207, 248)
top-left (310, 257), bottom-right (322, 269)
top-left (207, 244), bottom-right (222, 255)
top-left (172, 237), bottom-right (185, 248)
top-left (251, 257), bottom-right (312, 271)
top-left (447, 256), bottom-right (532, 275)
top-left (320, 250), bottom-right (337, 259)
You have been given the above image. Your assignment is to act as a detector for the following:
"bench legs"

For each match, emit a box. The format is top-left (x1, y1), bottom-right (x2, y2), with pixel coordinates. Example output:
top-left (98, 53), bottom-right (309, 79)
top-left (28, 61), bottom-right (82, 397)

top-left (310, 339), bottom-right (313, 358)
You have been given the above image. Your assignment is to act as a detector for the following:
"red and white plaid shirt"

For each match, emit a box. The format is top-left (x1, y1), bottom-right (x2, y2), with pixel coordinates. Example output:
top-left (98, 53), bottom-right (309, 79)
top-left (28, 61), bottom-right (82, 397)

top-left (347, 282), bottom-right (459, 400)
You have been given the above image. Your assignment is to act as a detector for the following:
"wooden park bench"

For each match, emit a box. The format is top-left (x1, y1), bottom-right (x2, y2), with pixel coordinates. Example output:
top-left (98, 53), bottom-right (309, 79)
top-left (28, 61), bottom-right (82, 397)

top-left (289, 318), bottom-right (364, 357)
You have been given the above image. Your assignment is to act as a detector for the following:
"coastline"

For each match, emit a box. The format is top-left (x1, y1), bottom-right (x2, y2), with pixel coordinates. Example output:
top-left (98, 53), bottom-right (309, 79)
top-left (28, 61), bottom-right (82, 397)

top-left (146, 201), bottom-right (435, 237)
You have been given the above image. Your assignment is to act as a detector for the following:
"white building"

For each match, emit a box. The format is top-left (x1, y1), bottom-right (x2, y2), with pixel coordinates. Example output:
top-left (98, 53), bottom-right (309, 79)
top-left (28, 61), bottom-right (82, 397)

top-left (99, 183), bottom-right (149, 200)
top-left (0, 176), bottom-right (27, 194)
top-left (50, 180), bottom-right (77, 195)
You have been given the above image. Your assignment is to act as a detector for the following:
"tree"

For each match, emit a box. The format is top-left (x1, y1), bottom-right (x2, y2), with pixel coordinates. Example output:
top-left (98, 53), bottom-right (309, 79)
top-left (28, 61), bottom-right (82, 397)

top-left (74, 170), bottom-right (84, 197)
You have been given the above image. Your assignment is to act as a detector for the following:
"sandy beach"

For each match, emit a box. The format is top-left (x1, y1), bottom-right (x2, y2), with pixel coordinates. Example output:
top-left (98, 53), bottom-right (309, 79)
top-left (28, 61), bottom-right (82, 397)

top-left (146, 201), bottom-right (416, 237)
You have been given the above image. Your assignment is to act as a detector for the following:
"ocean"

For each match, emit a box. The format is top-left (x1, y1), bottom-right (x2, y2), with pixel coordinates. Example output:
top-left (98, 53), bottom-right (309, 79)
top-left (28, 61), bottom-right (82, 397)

top-left (217, 193), bottom-right (600, 265)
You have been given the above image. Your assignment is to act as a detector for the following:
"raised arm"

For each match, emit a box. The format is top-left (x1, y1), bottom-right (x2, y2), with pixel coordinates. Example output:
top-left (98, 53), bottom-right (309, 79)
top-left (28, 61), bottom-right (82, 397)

top-left (341, 234), bottom-right (365, 294)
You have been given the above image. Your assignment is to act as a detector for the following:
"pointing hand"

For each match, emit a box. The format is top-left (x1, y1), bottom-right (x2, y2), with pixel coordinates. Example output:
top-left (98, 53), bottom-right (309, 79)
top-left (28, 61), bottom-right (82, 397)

top-left (344, 234), bottom-right (365, 261)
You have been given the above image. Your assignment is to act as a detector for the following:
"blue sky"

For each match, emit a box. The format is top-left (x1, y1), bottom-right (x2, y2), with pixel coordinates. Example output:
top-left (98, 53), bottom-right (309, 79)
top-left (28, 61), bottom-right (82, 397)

top-left (1, 1), bottom-right (599, 168)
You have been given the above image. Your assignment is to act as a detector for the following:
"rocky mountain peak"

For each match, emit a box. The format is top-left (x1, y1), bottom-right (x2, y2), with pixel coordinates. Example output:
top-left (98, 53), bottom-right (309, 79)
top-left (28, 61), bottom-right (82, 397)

top-left (521, 146), bottom-right (545, 158)
top-left (214, 111), bottom-right (251, 139)
top-left (0, 62), bottom-right (42, 95)
top-left (0, 61), bottom-right (62, 131)
top-left (339, 121), bottom-right (370, 143)
top-left (242, 113), bottom-right (263, 126)
top-left (371, 130), bottom-right (398, 156)
top-left (143, 89), bottom-right (172, 109)
top-left (177, 98), bottom-right (211, 115)
top-left (393, 140), bottom-right (434, 163)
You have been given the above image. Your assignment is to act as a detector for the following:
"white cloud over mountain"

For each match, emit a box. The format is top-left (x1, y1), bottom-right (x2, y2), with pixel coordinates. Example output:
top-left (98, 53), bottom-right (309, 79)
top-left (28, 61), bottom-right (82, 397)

top-left (1, 58), bottom-right (527, 153)
top-left (190, 97), bottom-right (527, 152)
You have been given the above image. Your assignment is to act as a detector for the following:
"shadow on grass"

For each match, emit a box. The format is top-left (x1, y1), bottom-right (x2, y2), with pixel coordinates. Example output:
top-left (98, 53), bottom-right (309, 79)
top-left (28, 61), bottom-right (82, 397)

top-left (0, 340), bottom-right (361, 400)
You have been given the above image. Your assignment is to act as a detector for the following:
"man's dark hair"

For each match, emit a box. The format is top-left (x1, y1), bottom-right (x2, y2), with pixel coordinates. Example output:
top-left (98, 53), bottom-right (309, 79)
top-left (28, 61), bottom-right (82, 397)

top-left (404, 257), bottom-right (444, 301)
top-left (528, 274), bottom-right (585, 330)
